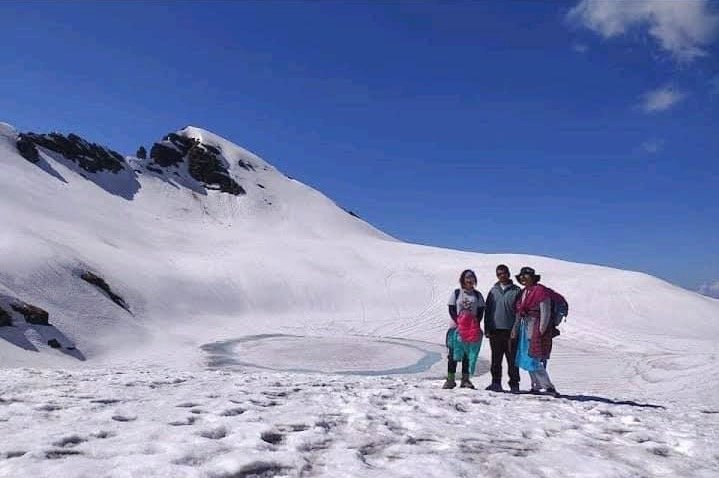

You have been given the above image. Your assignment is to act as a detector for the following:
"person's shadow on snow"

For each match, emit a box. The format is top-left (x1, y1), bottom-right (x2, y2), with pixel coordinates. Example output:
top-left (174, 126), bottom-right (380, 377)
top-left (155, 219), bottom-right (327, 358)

top-left (0, 321), bottom-right (86, 361)
top-left (555, 393), bottom-right (665, 409)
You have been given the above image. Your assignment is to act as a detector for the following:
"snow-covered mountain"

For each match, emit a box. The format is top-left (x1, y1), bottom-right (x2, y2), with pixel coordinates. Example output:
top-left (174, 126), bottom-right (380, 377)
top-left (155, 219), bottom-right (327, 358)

top-left (1, 121), bottom-right (717, 397)
top-left (2, 122), bottom-right (718, 477)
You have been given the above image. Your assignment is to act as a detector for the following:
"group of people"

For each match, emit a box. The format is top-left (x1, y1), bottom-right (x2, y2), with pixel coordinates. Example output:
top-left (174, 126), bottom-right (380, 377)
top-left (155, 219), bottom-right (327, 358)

top-left (443, 265), bottom-right (559, 397)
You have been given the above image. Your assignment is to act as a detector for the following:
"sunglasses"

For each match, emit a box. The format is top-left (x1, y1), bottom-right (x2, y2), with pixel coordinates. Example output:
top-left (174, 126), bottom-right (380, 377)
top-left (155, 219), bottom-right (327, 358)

top-left (463, 276), bottom-right (476, 282)
top-left (496, 270), bottom-right (509, 276)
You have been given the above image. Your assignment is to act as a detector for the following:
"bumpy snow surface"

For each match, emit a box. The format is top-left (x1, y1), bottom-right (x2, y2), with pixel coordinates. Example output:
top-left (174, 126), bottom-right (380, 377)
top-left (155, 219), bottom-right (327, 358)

top-left (3, 367), bottom-right (718, 478)
top-left (1, 122), bottom-right (718, 477)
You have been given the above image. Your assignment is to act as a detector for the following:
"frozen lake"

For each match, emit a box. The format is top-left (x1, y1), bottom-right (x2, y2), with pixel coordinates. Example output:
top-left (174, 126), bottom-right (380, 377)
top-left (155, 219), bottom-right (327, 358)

top-left (201, 334), bottom-right (473, 376)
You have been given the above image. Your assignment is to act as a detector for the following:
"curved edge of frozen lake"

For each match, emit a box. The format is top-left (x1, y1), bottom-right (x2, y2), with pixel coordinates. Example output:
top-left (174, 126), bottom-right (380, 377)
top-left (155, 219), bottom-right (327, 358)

top-left (201, 334), bottom-right (450, 376)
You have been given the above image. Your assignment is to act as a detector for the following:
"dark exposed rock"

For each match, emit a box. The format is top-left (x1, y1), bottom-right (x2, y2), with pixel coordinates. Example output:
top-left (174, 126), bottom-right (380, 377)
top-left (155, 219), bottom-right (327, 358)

top-left (10, 302), bottom-right (49, 325)
top-left (347, 210), bottom-right (361, 219)
top-left (18, 132), bottom-right (125, 174)
top-left (164, 132), bottom-right (198, 154)
top-left (147, 131), bottom-right (248, 196)
top-left (146, 164), bottom-right (163, 174)
top-left (187, 145), bottom-right (245, 195)
top-left (80, 271), bottom-right (129, 311)
top-left (47, 339), bottom-right (61, 349)
top-left (237, 159), bottom-right (255, 171)
top-left (149, 142), bottom-right (183, 167)
top-left (136, 146), bottom-right (147, 159)
top-left (16, 135), bottom-right (39, 163)
top-left (203, 143), bottom-right (221, 155)
top-left (0, 306), bottom-right (11, 327)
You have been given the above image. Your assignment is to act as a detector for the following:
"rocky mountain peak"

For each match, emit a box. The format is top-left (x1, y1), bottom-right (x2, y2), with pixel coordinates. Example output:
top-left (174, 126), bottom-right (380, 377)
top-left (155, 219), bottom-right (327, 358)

top-left (16, 131), bottom-right (126, 174)
top-left (10, 127), bottom-right (250, 197)
top-left (147, 131), bottom-right (245, 195)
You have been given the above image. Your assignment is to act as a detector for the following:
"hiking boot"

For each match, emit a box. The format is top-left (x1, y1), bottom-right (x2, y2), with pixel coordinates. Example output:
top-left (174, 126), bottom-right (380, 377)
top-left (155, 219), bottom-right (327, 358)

top-left (529, 387), bottom-right (543, 395)
top-left (545, 387), bottom-right (560, 398)
top-left (442, 378), bottom-right (457, 389)
top-left (460, 375), bottom-right (476, 389)
top-left (509, 384), bottom-right (520, 394)
top-left (484, 382), bottom-right (503, 392)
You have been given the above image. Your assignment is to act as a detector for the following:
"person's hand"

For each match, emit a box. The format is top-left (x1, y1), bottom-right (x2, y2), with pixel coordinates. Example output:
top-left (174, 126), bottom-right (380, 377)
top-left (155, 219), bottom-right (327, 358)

top-left (510, 328), bottom-right (517, 340)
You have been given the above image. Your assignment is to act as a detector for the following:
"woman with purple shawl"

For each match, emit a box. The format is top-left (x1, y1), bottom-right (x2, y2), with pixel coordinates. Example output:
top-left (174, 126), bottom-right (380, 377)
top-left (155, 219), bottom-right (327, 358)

top-left (511, 267), bottom-right (559, 397)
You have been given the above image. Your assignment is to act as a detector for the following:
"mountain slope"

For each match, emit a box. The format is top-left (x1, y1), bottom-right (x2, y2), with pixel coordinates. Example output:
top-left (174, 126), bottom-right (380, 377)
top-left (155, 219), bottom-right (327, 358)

top-left (1, 122), bottom-right (717, 407)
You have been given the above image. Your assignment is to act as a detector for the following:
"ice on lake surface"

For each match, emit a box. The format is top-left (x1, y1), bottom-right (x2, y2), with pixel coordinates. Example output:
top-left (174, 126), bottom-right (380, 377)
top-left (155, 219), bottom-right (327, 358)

top-left (202, 334), bottom-right (449, 376)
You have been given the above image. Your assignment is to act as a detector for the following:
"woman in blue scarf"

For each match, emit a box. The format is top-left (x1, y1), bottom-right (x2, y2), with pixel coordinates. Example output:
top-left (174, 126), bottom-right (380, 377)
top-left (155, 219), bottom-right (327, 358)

top-left (443, 269), bottom-right (485, 389)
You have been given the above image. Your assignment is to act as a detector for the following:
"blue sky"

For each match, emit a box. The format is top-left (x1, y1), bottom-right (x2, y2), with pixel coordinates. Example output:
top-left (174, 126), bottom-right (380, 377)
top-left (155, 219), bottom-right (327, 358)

top-left (1, 1), bottom-right (717, 292)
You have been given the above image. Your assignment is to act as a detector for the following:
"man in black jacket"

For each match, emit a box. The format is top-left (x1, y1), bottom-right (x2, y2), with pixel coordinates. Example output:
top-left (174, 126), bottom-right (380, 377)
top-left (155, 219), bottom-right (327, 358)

top-left (484, 264), bottom-right (522, 393)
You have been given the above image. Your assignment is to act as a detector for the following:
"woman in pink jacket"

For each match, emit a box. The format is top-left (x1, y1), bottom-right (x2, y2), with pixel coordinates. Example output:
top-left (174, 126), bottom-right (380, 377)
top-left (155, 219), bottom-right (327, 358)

top-left (511, 267), bottom-right (559, 397)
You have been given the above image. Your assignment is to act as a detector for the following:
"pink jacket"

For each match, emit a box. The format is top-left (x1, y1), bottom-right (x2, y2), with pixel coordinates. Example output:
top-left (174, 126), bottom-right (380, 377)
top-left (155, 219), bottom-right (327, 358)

top-left (515, 284), bottom-right (555, 359)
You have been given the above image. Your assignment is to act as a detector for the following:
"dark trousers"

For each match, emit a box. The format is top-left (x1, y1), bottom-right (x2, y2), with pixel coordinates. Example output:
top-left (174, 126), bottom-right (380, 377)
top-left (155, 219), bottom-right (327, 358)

top-left (489, 329), bottom-right (520, 386)
top-left (447, 348), bottom-right (469, 375)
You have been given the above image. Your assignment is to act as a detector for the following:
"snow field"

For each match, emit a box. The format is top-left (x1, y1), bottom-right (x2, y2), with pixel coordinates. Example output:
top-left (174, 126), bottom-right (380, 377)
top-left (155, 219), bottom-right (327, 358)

top-left (1, 367), bottom-right (717, 478)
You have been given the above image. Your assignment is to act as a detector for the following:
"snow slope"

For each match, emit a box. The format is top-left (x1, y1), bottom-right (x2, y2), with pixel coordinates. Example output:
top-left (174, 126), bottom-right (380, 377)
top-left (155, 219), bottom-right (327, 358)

top-left (0, 127), bottom-right (716, 364)
top-left (2, 121), bottom-right (719, 476)
top-left (1, 121), bottom-right (718, 400)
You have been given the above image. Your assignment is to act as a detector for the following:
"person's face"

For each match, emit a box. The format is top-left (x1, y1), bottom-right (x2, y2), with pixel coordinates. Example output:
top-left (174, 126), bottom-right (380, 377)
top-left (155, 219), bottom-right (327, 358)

top-left (496, 268), bottom-right (510, 284)
top-left (462, 274), bottom-right (476, 288)
top-left (520, 273), bottom-right (535, 286)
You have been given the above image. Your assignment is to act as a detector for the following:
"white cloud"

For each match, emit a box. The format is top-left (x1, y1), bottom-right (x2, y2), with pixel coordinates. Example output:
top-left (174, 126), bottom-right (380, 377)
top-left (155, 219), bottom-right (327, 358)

top-left (640, 138), bottom-right (664, 154)
top-left (568, 0), bottom-right (719, 62)
top-left (640, 85), bottom-right (686, 113)
top-left (698, 281), bottom-right (719, 298)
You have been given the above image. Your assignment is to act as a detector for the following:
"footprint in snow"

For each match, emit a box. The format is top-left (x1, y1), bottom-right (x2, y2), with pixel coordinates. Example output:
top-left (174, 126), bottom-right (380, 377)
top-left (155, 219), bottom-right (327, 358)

top-left (90, 399), bottom-right (121, 405)
top-left (249, 398), bottom-right (279, 408)
top-left (173, 450), bottom-right (221, 467)
top-left (45, 449), bottom-right (83, 459)
top-left (169, 416), bottom-right (199, 426)
top-left (263, 390), bottom-right (288, 398)
top-left (3, 451), bottom-right (27, 459)
top-left (260, 431), bottom-right (284, 445)
top-left (212, 461), bottom-right (291, 478)
top-left (651, 445), bottom-right (671, 457)
top-left (220, 407), bottom-right (245, 417)
top-left (297, 438), bottom-right (332, 452)
top-left (277, 423), bottom-right (310, 432)
top-left (405, 436), bottom-right (438, 445)
top-left (111, 415), bottom-right (137, 422)
top-left (315, 415), bottom-right (346, 432)
top-left (53, 435), bottom-right (86, 447)
top-left (199, 426), bottom-right (228, 440)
